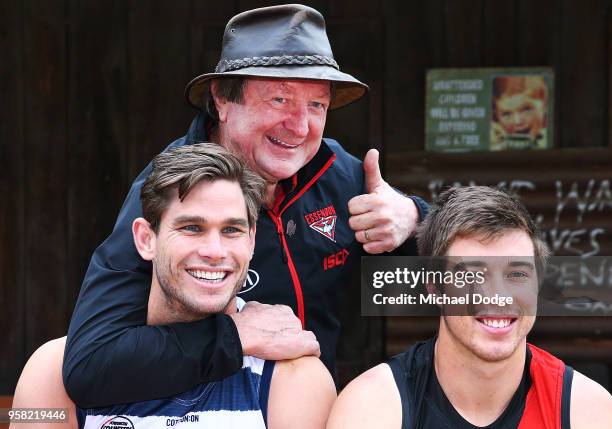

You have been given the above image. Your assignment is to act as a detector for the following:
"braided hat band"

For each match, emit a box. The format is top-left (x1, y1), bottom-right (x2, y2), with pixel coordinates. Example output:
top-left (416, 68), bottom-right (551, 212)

top-left (215, 54), bottom-right (340, 73)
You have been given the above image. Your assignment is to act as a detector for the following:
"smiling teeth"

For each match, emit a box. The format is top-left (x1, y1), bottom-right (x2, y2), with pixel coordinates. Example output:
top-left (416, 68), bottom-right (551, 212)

top-left (268, 136), bottom-right (298, 148)
top-left (481, 318), bottom-right (511, 328)
top-left (187, 270), bottom-right (226, 282)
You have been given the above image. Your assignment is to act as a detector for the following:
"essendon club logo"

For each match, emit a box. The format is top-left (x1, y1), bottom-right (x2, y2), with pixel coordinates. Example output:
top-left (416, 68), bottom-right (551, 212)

top-left (304, 204), bottom-right (337, 242)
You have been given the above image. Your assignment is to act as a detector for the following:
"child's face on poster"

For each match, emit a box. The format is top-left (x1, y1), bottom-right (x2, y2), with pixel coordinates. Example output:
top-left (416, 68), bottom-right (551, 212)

top-left (495, 93), bottom-right (545, 139)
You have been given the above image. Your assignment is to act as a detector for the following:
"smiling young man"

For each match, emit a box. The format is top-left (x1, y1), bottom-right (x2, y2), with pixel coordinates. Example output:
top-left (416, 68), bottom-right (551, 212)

top-left (64, 4), bottom-right (429, 407)
top-left (12, 143), bottom-right (335, 429)
top-left (327, 186), bottom-right (612, 429)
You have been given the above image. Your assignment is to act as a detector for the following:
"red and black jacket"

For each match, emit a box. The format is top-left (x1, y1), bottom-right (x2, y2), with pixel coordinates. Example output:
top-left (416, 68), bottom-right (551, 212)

top-left (63, 112), bottom-right (428, 407)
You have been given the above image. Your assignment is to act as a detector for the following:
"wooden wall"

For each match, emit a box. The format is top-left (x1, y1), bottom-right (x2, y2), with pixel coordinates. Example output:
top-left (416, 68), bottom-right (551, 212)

top-left (1, 0), bottom-right (610, 394)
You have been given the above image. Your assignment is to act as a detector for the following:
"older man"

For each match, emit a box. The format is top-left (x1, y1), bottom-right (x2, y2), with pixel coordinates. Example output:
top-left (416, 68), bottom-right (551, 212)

top-left (13, 143), bottom-right (336, 429)
top-left (64, 4), bottom-right (427, 407)
top-left (327, 187), bottom-right (612, 428)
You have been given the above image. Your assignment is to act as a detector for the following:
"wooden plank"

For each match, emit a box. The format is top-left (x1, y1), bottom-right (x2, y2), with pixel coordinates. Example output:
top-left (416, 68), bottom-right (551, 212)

top-left (193, 0), bottom-right (237, 23)
top-left (516, 0), bottom-right (561, 147)
top-left (386, 317), bottom-right (438, 356)
top-left (609, 10), bottom-right (612, 148)
top-left (365, 14), bottom-right (385, 161)
top-left (328, 0), bottom-right (378, 18)
top-left (325, 16), bottom-right (379, 161)
top-left (441, 0), bottom-right (483, 67)
top-left (516, 0), bottom-right (559, 65)
top-left (236, 0), bottom-right (326, 12)
top-left (190, 1), bottom-right (236, 87)
top-left (382, 0), bottom-right (444, 154)
top-left (22, 0), bottom-right (69, 365)
top-left (482, 0), bottom-right (516, 66)
top-left (66, 1), bottom-right (129, 306)
top-left (557, 0), bottom-right (608, 148)
top-left (0, 0), bottom-right (26, 394)
top-left (127, 0), bottom-right (193, 180)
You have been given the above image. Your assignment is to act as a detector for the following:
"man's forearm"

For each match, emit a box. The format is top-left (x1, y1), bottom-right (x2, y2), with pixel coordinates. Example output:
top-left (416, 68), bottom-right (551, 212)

top-left (63, 315), bottom-right (242, 407)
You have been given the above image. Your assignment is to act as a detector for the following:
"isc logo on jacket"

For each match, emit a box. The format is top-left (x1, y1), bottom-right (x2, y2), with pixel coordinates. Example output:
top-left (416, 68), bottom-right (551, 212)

top-left (304, 205), bottom-right (337, 242)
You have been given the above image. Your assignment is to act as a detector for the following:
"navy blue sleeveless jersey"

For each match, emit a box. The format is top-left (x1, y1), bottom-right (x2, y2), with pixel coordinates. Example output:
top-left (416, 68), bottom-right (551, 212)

top-left (77, 354), bottom-right (274, 429)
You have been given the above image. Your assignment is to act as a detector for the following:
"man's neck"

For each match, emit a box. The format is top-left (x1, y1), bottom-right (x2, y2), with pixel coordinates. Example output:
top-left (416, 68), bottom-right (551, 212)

top-left (434, 326), bottom-right (526, 426)
top-left (264, 182), bottom-right (279, 207)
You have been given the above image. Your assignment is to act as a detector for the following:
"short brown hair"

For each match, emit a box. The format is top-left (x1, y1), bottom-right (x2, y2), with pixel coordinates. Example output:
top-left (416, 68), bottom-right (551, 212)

top-left (141, 142), bottom-right (265, 232)
top-left (204, 78), bottom-right (247, 122)
top-left (203, 77), bottom-right (335, 121)
top-left (417, 186), bottom-right (549, 261)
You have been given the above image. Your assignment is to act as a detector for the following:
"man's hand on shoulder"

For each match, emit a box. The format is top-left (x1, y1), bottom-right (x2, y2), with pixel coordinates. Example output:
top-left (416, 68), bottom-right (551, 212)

top-left (571, 370), bottom-right (612, 429)
top-left (348, 149), bottom-right (419, 254)
top-left (230, 301), bottom-right (320, 360)
top-left (327, 363), bottom-right (401, 429)
top-left (268, 356), bottom-right (336, 429)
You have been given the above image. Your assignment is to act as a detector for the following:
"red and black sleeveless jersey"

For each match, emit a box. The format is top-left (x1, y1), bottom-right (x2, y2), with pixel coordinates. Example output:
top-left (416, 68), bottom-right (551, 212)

top-left (388, 337), bottom-right (573, 428)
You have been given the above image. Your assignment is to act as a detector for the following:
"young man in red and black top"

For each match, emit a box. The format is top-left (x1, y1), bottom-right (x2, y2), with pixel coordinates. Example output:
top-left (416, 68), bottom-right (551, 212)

top-left (328, 186), bottom-right (612, 429)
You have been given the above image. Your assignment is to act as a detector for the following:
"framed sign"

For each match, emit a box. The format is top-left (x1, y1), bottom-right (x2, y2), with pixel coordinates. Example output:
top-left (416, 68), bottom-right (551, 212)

top-left (425, 68), bottom-right (554, 152)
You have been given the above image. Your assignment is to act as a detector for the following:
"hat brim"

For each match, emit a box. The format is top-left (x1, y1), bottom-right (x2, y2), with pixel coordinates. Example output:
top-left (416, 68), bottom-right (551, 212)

top-left (185, 65), bottom-right (368, 110)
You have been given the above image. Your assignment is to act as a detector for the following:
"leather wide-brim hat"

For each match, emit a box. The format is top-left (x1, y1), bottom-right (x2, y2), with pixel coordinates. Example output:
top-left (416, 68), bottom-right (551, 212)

top-left (185, 4), bottom-right (368, 110)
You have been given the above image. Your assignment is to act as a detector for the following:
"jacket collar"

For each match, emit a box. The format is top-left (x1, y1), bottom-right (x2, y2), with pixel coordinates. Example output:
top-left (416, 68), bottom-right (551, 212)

top-left (186, 111), bottom-right (209, 143)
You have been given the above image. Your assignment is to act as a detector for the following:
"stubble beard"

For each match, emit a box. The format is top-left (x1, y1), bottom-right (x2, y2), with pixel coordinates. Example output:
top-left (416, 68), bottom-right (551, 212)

top-left (442, 315), bottom-right (522, 363)
top-left (154, 258), bottom-right (248, 322)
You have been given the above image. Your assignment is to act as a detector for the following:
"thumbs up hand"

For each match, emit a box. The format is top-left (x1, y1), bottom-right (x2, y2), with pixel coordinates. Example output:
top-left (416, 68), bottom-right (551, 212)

top-left (348, 149), bottom-right (419, 254)
top-left (363, 147), bottom-right (386, 194)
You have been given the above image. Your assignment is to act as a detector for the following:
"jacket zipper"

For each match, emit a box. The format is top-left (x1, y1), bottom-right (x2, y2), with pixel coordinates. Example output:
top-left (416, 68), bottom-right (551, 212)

top-left (268, 209), bottom-right (305, 327)
top-left (266, 152), bottom-right (337, 329)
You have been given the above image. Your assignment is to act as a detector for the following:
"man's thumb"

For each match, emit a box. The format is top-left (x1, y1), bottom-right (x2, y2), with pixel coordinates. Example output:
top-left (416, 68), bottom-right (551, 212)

top-left (363, 149), bottom-right (384, 193)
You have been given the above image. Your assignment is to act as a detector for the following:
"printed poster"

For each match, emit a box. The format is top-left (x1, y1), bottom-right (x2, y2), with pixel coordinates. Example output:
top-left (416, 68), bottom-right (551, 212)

top-left (425, 68), bottom-right (554, 152)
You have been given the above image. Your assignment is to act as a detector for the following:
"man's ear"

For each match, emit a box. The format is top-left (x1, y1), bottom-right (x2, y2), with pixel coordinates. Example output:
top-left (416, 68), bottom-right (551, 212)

top-left (210, 80), bottom-right (229, 122)
top-left (132, 217), bottom-right (156, 261)
top-left (249, 224), bottom-right (256, 261)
